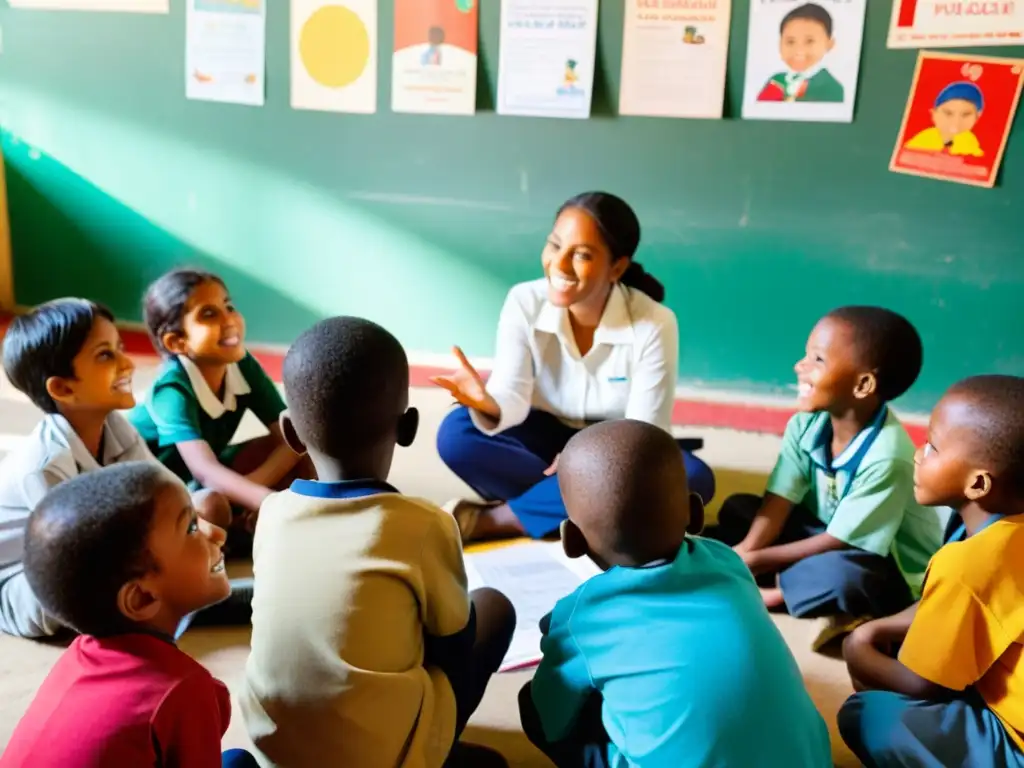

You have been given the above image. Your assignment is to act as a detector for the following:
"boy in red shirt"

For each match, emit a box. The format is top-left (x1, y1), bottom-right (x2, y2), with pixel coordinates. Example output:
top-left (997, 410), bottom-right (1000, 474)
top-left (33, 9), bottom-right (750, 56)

top-left (1, 462), bottom-right (257, 768)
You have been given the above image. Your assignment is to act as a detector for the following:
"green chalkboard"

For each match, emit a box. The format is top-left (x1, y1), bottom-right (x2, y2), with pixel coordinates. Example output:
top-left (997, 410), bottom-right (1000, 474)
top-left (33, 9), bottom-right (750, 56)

top-left (0, 0), bottom-right (1021, 412)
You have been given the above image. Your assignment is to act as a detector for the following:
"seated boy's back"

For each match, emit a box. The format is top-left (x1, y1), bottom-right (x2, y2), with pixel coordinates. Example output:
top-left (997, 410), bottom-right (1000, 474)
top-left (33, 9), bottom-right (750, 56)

top-left (521, 420), bottom-right (831, 768)
top-left (534, 534), bottom-right (831, 767)
top-left (241, 482), bottom-right (469, 766)
top-left (241, 317), bottom-right (514, 768)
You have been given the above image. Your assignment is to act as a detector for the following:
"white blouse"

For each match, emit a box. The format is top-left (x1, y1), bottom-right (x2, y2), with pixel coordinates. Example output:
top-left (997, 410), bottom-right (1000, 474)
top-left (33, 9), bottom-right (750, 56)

top-left (473, 279), bottom-right (680, 435)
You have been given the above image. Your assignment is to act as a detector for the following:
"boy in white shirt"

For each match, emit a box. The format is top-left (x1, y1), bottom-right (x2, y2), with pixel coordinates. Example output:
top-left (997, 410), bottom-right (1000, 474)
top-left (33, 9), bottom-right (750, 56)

top-left (0, 299), bottom-right (231, 638)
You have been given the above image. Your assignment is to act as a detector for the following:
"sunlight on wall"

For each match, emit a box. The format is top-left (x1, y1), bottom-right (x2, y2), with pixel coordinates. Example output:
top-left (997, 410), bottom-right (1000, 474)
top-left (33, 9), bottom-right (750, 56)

top-left (0, 85), bottom-right (505, 354)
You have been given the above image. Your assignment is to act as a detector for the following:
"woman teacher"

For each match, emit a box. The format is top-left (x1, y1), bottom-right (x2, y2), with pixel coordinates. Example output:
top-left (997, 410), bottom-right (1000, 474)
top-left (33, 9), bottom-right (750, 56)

top-left (433, 192), bottom-right (716, 542)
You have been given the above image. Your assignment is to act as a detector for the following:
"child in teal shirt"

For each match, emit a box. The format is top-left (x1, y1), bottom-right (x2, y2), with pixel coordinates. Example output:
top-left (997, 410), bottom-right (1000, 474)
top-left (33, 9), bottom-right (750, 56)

top-left (130, 269), bottom-right (308, 554)
top-left (520, 419), bottom-right (831, 768)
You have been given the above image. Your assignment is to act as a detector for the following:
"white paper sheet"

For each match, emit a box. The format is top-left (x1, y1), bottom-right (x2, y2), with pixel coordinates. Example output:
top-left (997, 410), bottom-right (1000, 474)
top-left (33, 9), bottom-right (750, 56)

top-left (496, 0), bottom-right (599, 119)
top-left (291, 0), bottom-right (378, 114)
top-left (186, 0), bottom-right (266, 107)
top-left (464, 542), bottom-right (599, 672)
top-left (619, 0), bottom-right (732, 119)
top-left (8, 0), bottom-right (167, 11)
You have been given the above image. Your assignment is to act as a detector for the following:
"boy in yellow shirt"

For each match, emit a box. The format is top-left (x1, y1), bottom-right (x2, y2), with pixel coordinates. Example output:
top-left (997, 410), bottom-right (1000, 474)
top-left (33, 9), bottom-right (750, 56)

top-left (839, 375), bottom-right (1024, 766)
top-left (239, 317), bottom-right (515, 768)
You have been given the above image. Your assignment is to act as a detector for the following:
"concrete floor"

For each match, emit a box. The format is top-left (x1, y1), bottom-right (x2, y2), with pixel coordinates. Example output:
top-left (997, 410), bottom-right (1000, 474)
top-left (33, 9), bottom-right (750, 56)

top-left (0, 372), bottom-right (858, 766)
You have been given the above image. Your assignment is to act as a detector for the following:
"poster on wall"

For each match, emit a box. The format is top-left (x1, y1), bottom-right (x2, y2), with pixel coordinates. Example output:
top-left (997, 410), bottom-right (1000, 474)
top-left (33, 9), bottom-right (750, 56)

top-left (291, 0), bottom-right (377, 114)
top-left (888, 0), bottom-right (1024, 49)
top-left (619, 0), bottom-right (732, 119)
top-left (890, 52), bottom-right (1024, 188)
top-left (186, 0), bottom-right (266, 107)
top-left (741, 0), bottom-right (866, 123)
top-left (392, 0), bottom-right (479, 115)
top-left (7, 0), bottom-right (167, 11)
top-left (496, 0), bottom-right (599, 119)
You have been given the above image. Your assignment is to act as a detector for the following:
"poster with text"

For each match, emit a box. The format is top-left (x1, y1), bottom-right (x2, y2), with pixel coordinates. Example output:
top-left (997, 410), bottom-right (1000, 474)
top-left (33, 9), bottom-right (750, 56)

top-left (890, 52), bottom-right (1024, 188)
top-left (8, 0), bottom-right (166, 11)
top-left (497, 0), bottom-right (599, 119)
top-left (392, 0), bottom-right (478, 115)
top-left (741, 0), bottom-right (866, 123)
top-left (888, 0), bottom-right (1024, 49)
top-left (619, 0), bottom-right (732, 119)
top-left (291, 0), bottom-right (377, 114)
top-left (187, 0), bottom-right (266, 107)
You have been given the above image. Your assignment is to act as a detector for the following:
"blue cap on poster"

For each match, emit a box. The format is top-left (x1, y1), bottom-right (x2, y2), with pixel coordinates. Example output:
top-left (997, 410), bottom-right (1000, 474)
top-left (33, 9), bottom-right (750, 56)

top-left (935, 81), bottom-right (984, 113)
top-left (456, 0), bottom-right (475, 12)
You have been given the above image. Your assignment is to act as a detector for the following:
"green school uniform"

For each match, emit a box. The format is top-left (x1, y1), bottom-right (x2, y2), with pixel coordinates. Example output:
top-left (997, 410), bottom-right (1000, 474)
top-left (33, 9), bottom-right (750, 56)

top-left (759, 67), bottom-right (844, 103)
top-left (766, 409), bottom-right (948, 597)
top-left (129, 353), bottom-right (285, 485)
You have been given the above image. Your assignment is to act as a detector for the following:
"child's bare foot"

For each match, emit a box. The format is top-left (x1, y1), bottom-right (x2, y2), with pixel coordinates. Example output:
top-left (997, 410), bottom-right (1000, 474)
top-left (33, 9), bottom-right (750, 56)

top-left (444, 500), bottom-right (525, 543)
top-left (760, 586), bottom-right (786, 610)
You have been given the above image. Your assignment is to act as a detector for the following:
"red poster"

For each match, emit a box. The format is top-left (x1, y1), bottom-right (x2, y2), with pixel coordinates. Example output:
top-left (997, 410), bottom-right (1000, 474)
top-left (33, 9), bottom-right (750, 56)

top-left (890, 52), bottom-right (1024, 188)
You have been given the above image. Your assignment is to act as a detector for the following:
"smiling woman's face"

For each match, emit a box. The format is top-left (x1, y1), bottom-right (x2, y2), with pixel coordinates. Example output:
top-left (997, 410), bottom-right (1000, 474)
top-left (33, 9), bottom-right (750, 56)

top-left (541, 207), bottom-right (629, 310)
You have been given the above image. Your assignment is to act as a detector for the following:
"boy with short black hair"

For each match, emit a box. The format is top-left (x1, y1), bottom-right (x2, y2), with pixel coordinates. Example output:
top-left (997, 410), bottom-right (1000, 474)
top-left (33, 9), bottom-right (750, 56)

top-left (1, 462), bottom-right (257, 767)
top-left (0, 299), bottom-right (233, 639)
top-left (839, 375), bottom-right (1024, 766)
top-left (710, 306), bottom-right (947, 647)
top-left (239, 316), bottom-right (516, 768)
top-left (520, 419), bottom-right (832, 768)
top-left (757, 3), bottom-right (845, 103)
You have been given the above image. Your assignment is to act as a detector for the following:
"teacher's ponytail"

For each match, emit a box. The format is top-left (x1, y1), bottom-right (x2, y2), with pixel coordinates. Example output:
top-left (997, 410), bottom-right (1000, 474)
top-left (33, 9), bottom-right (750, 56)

top-left (557, 191), bottom-right (666, 303)
top-left (620, 261), bottom-right (665, 303)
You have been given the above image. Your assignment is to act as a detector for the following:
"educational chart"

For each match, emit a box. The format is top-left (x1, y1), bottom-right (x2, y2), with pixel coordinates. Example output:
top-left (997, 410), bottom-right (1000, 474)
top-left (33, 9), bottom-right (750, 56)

top-left (741, 0), bottom-right (866, 123)
top-left (888, 0), bottom-right (1024, 49)
top-left (496, 0), bottom-right (599, 119)
top-left (464, 541), bottom-right (599, 671)
top-left (291, 0), bottom-right (378, 114)
top-left (186, 0), bottom-right (266, 107)
top-left (890, 52), bottom-right (1024, 189)
top-left (392, 0), bottom-right (479, 116)
top-left (7, 0), bottom-right (166, 10)
top-left (619, 0), bottom-right (732, 119)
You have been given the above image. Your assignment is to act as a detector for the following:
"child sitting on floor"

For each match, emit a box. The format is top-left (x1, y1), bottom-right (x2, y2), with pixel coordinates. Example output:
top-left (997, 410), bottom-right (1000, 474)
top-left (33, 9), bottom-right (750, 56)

top-left (239, 316), bottom-right (516, 768)
top-left (839, 375), bottom-right (1024, 767)
top-left (0, 462), bottom-right (257, 768)
top-left (0, 299), bottom-right (231, 639)
top-left (129, 268), bottom-right (307, 555)
top-left (519, 418), bottom-right (832, 768)
top-left (708, 306), bottom-right (946, 648)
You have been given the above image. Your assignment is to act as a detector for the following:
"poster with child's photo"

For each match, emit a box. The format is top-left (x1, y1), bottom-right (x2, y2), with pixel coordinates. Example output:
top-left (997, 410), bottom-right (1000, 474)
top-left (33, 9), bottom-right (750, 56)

top-left (890, 52), bottom-right (1024, 188)
top-left (742, 0), bottom-right (866, 123)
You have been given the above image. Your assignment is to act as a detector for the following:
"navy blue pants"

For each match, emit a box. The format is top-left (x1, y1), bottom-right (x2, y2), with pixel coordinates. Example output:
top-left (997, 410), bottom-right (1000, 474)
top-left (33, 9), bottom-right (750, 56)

top-left (839, 688), bottom-right (1024, 768)
top-left (708, 494), bottom-right (914, 619)
top-left (520, 682), bottom-right (610, 768)
top-left (222, 749), bottom-right (259, 767)
top-left (436, 407), bottom-right (716, 539)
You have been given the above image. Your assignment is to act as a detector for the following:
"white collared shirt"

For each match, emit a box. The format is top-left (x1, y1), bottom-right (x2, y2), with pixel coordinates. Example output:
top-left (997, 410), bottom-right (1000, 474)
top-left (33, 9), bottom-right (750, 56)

top-left (177, 355), bottom-right (252, 418)
top-left (0, 412), bottom-right (153, 569)
top-left (473, 279), bottom-right (680, 435)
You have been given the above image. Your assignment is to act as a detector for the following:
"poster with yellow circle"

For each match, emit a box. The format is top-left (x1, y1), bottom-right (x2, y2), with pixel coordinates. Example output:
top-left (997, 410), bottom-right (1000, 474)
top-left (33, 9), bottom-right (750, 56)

top-left (291, 0), bottom-right (378, 113)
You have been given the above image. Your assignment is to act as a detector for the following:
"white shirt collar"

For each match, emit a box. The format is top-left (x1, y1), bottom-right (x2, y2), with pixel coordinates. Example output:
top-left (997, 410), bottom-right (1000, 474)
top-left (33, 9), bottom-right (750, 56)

top-left (177, 356), bottom-right (251, 419)
top-left (784, 62), bottom-right (825, 96)
top-left (534, 283), bottom-right (635, 353)
top-left (48, 413), bottom-right (137, 472)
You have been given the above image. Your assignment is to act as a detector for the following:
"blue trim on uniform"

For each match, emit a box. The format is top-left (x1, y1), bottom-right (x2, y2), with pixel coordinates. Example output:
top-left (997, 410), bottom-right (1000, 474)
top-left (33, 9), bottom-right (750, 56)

top-left (804, 406), bottom-right (888, 504)
top-left (289, 478), bottom-right (400, 499)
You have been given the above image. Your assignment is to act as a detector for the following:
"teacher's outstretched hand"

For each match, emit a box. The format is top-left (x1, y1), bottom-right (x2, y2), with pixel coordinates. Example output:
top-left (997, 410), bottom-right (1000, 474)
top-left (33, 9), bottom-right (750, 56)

top-left (430, 346), bottom-right (500, 420)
